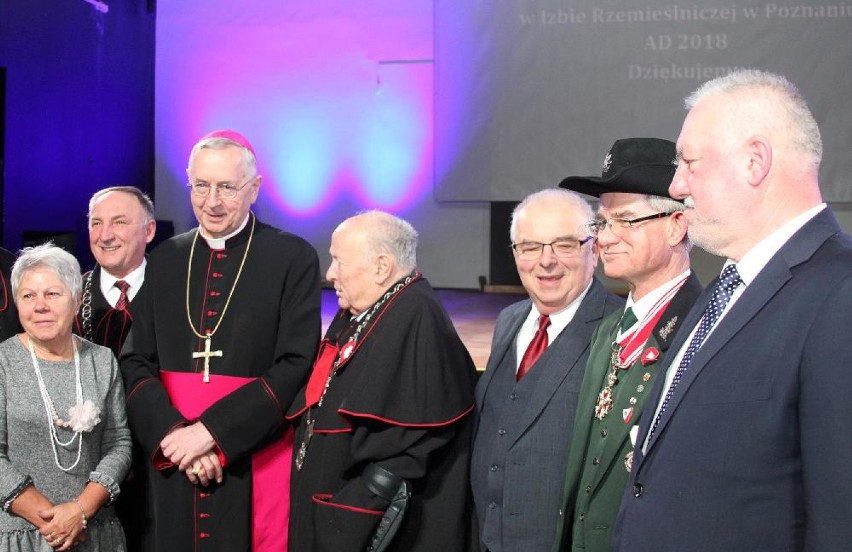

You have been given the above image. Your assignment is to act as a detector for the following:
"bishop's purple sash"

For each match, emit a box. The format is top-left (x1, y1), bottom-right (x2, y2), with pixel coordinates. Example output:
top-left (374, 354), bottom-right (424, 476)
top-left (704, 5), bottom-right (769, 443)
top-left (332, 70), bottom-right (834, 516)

top-left (161, 370), bottom-right (292, 551)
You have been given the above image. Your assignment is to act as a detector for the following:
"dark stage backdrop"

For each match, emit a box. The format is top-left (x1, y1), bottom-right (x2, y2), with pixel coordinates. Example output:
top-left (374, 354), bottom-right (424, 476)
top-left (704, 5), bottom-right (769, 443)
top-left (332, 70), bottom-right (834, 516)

top-left (1, 66), bottom-right (5, 245)
top-left (0, 1), bottom-right (155, 269)
top-left (435, 0), bottom-right (852, 202)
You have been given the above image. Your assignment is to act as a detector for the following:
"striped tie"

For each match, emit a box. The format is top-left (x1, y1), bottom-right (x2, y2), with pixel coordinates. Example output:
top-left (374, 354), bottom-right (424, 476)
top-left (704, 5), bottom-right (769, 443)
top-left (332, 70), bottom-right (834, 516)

top-left (115, 280), bottom-right (130, 311)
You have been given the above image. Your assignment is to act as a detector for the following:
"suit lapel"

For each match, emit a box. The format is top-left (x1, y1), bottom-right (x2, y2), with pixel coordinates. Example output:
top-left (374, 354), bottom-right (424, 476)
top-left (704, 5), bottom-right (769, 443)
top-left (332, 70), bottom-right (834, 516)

top-left (507, 280), bottom-right (609, 448)
top-left (642, 211), bottom-right (839, 455)
top-left (475, 301), bottom-right (529, 408)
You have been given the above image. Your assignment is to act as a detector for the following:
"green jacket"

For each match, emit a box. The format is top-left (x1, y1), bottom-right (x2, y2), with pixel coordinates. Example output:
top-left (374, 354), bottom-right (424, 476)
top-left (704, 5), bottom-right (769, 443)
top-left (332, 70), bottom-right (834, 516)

top-left (553, 273), bottom-right (702, 552)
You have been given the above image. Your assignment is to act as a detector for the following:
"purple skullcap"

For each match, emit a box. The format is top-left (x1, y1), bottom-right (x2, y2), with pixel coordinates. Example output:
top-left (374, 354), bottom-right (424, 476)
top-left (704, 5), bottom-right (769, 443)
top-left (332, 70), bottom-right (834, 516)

top-left (202, 129), bottom-right (257, 160)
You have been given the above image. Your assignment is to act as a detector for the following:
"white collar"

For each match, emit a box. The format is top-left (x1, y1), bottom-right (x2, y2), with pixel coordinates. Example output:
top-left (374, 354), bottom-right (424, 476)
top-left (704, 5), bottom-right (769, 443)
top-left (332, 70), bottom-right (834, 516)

top-left (199, 213), bottom-right (251, 249)
top-left (732, 203), bottom-right (825, 286)
top-left (524, 278), bottom-right (594, 337)
top-left (625, 269), bottom-right (692, 323)
top-left (99, 259), bottom-right (147, 301)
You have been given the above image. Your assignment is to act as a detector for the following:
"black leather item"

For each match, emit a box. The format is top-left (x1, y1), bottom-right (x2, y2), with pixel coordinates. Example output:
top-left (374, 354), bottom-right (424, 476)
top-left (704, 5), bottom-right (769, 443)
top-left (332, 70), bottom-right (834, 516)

top-left (361, 463), bottom-right (404, 502)
top-left (362, 464), bottom-right (411, 552)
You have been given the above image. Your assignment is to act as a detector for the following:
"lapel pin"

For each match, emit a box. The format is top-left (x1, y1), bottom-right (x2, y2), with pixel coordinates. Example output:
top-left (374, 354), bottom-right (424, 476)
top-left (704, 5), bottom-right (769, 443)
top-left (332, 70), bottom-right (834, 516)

top-left (658, 316), bottom-right (678, 341)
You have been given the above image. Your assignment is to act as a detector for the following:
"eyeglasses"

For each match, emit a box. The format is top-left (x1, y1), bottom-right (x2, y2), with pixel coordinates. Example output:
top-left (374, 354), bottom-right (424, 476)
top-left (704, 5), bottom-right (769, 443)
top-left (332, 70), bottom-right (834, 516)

top-left (187, 176), bottom-right (255, 199)
top-left (511, 237), bottom-right (593, 260)
top-left (584, 212), bottom-right (673, 237)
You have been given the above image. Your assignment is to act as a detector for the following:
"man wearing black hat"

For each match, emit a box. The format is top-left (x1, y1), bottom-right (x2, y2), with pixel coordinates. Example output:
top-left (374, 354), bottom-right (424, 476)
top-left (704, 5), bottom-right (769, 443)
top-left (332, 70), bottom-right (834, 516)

top-left (553, 138), bottom-right (702, 552)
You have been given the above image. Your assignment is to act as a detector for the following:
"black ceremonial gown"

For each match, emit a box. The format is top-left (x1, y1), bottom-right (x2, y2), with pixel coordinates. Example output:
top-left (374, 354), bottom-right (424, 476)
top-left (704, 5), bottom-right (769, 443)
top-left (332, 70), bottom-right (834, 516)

top-left (0, 247), bottom-right (21, 342)
top-left (287, 275), bottom-right (477, 552)
top-left (121, 215), bottom-right (321, 551)
top-left (74, 265), bottom-right (150, 552)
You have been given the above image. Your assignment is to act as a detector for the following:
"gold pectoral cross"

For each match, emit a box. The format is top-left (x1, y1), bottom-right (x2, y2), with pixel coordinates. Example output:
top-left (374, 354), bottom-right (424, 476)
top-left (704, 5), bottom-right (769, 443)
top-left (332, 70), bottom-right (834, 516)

top-left (192, 336), bottom-right (223, 383)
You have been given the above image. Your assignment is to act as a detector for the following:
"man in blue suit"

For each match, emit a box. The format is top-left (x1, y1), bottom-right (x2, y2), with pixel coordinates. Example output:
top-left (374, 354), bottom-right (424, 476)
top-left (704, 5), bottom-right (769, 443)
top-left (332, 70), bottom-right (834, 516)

top-left (613, 69), bottom-right (852, 551)
top-left (472, 188), bottom-right (624, 551)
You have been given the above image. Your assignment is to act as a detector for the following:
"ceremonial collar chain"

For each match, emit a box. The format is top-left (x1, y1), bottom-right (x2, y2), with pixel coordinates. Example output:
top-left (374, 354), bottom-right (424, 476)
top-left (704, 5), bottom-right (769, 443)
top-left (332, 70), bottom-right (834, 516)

top-left (185, 213), bottom-right (256, 341)
top-left (80, 271), bottom-right (95, 341)
top-left (320, 271), bottom-right (416, 407)
top-left (294, 271), bottom-right (417, 471)
top-left (28, 335), bottom-right (101, 472)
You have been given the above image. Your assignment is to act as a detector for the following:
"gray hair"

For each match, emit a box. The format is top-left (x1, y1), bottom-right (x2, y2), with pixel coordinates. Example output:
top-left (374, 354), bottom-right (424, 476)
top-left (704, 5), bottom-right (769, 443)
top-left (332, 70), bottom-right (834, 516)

top-left (88, 186), bottom-right (155, 223)
top-left (353, 210), bottom-right (418, 272)
top-left (647, 194), bottom-right (692, 250)
top-left (187, 137), bottom-right (258, 180)
top-left (510, 188), bottom-right (594, 242)
top-left (686, 69), bottom-right (822, 169)
top-left (647, 194), bottom-right (685, 215)
top-left (12, 243), bottom-right (83, 303)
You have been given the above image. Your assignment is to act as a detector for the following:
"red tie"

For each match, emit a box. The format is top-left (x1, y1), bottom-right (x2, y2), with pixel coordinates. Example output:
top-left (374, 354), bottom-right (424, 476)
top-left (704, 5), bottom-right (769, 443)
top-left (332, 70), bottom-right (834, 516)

top-left (517, 314), bottom-right (551, 380)
top-left (115, 280), bottom-right (130, 311)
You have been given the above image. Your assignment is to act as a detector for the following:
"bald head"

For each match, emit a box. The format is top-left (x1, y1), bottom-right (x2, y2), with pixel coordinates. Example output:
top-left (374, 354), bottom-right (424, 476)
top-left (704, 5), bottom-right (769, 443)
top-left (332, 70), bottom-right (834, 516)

top-left (327, 211), bottom-right (418, 315)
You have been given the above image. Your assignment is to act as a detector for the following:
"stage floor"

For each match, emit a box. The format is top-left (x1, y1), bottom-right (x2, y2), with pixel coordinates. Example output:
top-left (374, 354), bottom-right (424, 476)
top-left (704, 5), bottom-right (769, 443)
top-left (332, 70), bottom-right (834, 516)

top-left (321, 288), bottom-right (526, 371)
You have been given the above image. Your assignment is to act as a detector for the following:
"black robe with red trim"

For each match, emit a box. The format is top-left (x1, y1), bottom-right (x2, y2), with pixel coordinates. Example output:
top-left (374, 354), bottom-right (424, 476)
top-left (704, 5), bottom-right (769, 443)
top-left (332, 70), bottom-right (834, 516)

top-left (120, 217), bottom-right (321, 551)
top-left (287, 276), bottom-right (477, 552)
top-left (0, 247), bottom-right (21, 343)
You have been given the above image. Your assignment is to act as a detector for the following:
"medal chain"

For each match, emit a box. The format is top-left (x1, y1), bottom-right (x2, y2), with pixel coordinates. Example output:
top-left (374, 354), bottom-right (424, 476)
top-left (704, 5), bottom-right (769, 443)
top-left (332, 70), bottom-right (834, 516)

top-left (295, 272), bottom-right (415, 471)
top-left (80, 271), bottom-right (94, 341)
top-left (595, 274), bottom-right (689, 419)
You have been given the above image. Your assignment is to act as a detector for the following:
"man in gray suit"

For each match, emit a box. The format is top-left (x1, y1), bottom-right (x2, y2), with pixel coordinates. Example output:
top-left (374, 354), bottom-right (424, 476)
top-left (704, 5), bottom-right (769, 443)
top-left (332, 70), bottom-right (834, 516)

top-left (471, 188), bottom-right (624, 551)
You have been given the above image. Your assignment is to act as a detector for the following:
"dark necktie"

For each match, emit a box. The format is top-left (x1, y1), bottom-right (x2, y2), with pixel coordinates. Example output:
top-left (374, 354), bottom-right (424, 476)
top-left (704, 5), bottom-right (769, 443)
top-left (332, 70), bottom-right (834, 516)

top-left (619, 307), bottom-right (638, 333)
top-left (649, 264), bottom-right (742, 440)
top-left (114, 280), bottom-right (130, 311)
top-left (517, 314), bottom-right (551, 381)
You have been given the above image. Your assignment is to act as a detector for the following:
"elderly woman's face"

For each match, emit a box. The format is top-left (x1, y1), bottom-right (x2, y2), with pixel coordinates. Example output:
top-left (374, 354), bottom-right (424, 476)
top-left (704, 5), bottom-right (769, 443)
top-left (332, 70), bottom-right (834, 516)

top-left (16, 267), bottom-right (78, 347)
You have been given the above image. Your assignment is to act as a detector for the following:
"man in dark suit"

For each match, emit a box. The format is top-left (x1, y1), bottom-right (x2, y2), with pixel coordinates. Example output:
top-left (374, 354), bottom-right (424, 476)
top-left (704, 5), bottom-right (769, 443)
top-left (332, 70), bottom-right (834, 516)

top-left (76, 186), bottom-right (156, 356)
top-left (77, 185), bottom-right (156, 551)
top-left (613, 69), bottom-right (852, 551)
top-left (471, 188), bottom-right (624, 551)
top-left (553, 138), bottom-right (702, 551)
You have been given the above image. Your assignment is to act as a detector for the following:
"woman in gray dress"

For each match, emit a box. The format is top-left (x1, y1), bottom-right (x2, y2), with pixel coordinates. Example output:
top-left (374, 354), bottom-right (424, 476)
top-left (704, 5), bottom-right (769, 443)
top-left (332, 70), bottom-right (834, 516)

top-left (0, 244), bottom-right (131, 551)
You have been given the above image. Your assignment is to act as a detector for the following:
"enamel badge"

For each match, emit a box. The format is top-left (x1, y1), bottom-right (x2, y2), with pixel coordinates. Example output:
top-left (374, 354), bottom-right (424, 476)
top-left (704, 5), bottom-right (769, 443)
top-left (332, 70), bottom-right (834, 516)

top-left (641, 347), bottom-right (659, 365)
top-left (624, 450), bottom-right (634, 472)
top-left (595, 388), bottom-right (613, 420)
top-left (341, 341), bottom-right (356, 360)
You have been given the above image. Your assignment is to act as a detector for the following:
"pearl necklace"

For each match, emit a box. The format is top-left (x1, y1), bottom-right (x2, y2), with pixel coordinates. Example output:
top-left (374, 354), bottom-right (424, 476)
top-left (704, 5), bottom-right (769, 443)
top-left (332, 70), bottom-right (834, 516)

top-left (28, 336), bottom-right (84, 472)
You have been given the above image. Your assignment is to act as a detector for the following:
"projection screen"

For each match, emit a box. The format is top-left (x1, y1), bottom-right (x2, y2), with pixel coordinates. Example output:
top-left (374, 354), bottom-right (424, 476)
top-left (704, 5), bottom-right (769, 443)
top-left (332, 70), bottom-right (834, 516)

top-left (435, 1), bottom-right (852, 202)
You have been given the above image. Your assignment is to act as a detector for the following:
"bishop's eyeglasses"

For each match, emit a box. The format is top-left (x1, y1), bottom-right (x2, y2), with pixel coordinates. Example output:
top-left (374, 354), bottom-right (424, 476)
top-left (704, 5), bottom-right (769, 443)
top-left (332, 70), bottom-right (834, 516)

top-left (584, 212), bottom-right (673, 237)
top-left (187, 177), bottom-right (254, 199)
top-left (511, 236), bottom-right (593, 260)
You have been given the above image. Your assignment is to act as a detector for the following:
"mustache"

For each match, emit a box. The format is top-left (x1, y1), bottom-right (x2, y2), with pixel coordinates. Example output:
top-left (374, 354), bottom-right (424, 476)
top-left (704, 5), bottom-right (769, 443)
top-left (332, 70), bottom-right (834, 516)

top-left (683, 197), bottom-right (696, 209)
